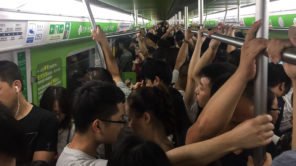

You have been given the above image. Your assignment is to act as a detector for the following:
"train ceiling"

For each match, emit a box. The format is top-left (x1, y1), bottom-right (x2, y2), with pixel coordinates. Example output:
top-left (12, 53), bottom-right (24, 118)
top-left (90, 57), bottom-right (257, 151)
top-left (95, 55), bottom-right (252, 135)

top-left (96, 0), bottom-right (280, 20)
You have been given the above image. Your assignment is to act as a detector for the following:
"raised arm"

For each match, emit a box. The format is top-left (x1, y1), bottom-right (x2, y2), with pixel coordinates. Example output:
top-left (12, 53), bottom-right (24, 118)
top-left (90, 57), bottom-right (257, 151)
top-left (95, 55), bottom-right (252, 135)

top-left (167, 114), bottom-right (273, 166)
top-left (266, 34), bottom-right (296, 149)
top-left (226, 25), bottom-right (237, 53)
top-left (184, 29), bottom-right (207, 109)
top-left (161, 26), bottom-right (175, 39)
top-left (186, 20), bottom-right (268, 144)
top-left (137, 31), bottom-right (149, 57)
top-left (174, 29), bottom-right (194, 70)
top-left (91, 26), bottom-right (122, 83)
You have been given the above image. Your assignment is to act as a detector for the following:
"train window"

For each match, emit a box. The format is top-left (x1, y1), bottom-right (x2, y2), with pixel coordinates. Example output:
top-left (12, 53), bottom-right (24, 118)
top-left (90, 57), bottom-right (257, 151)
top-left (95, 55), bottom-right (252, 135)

top-left (66, 48), bottom-right (96, 91)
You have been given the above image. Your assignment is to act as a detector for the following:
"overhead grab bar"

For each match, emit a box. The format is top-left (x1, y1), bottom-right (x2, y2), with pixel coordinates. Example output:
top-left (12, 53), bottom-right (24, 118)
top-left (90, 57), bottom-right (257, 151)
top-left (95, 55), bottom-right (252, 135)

top-left (190, 30), bottom-right (296, 65)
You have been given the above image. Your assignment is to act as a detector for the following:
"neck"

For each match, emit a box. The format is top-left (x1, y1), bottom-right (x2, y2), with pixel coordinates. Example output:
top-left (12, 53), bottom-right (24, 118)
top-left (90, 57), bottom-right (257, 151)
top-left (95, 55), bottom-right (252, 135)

top-left (15, 94), bottom-right (32, 120)
top-left (148, 125), bottom-right (173, 152)
top-left (68, 132), bottom-right (99, 158)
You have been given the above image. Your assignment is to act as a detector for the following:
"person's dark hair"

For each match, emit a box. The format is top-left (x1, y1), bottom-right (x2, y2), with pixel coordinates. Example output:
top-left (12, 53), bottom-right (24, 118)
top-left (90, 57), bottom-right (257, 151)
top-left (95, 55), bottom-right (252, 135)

top-left (108, 135), bottom-right (172, 166)
top-left (0, 61), bottom-right (24, 91)
top-left (0, 103), bottom-right (26, 159)
top-left (147, 47), bottom-right (156, 55)
top-left (175, 30), bottom-right (184, 43)
top-left (82, 67), bottom-right (115, 85)
top-left (198, 63), bottom-right (236, 95)
top-left (72, 81), bottom-right (125, 133)
top-left (227, 49), bottom-right (241, 67)
top-left (127, 86), bottom-right (178, 146)
top-left (39, 86), bottom-right (71, 129)
top-left (117, 37), bottom-right (131, 49)
top-left (157, 39), bottom-right (174, 48)
top-left (146, 33), bottom-right (158, 44)
top-left (267, 89), bottom-right (276, 113)
top-left (268, 63), bottom-right (292, 95)
top-left (141, 58), bottom-right (172, 86)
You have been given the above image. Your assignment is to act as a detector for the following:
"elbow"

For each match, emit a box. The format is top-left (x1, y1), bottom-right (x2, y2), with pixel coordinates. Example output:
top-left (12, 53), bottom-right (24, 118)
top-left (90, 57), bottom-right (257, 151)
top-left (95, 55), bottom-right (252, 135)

top-left (185, 121), bottom-right (208, 144)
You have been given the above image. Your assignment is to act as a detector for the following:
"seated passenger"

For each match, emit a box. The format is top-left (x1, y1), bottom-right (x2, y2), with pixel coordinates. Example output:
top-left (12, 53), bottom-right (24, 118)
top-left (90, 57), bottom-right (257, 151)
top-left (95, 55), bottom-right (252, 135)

top-left (0, 61), bottom-right (58, 165)
top-left (39, 86), bottom-right (74, 156)
top-left (0, 103), bottom-right (26, 166)
top-left (56, 81), bottom-right (126, 166)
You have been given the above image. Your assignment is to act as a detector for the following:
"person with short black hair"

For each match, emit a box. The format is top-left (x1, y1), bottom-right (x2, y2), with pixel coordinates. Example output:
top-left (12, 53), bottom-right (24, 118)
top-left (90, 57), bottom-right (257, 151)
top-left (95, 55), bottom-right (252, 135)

top-left (56, 81), bottom-right (126, 166)
top-left (0, 60), bottom-right (58, 165)
top-left (268, 63), bottom-right (293, 133)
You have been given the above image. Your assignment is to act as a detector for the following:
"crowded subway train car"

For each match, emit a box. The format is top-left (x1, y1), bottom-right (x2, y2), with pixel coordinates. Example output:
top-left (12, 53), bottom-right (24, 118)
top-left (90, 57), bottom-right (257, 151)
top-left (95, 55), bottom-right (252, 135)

top-left (1, 0), bottom-right (296, 166)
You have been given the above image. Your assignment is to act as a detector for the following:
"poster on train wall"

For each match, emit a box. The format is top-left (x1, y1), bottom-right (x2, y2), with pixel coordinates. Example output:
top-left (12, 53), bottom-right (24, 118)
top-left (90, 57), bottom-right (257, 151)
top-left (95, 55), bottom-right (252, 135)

top-left (117, 23), bottom-right (132, 32)
top-left (25, 21), bottom-right (49, 45)
top-left (46, 22), bottom-right (71, 42)
top-left (69, 22), bottom-right (118, 39)
top-left (0, 21), bottom-right (26, 50)
top-left (36, 58), bottom-right (62, 102)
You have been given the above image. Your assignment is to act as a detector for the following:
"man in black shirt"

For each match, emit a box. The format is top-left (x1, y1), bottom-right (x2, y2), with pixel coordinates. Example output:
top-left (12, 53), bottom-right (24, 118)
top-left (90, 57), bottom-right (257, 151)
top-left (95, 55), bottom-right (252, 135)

top-left (0, 61), bottom-right (58, 165)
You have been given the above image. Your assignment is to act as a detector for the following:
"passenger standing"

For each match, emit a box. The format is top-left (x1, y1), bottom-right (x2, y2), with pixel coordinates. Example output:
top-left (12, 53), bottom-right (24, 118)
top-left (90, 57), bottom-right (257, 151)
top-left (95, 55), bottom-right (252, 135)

top-left (0, 103), bottom-right (26, 166)
top-left (0, 61), bottom-right (58, 165)
top-left (117, 37), bottom-right (133, 72)
top-left (39, 86), bottom-right (74, 157)
top-left (56, 81), bottom-right (126, 166)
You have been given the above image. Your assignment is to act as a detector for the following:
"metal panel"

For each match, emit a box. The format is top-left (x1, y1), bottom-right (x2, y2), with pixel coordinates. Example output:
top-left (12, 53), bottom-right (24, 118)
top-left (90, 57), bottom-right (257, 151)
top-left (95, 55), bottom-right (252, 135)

top-left (96, 0), bottom-right (174, 20)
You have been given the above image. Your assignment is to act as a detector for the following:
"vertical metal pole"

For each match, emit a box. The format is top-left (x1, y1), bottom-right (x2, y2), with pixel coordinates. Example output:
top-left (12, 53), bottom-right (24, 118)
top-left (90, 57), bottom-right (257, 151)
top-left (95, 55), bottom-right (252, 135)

top-left (204, 13), bottom-right (208, 27)
top-left (178, 11), bottom-right (182, 25)
top-left (198, 0), bottom-right (204, 28)
top-left (185, 6), bottom-right (188, 30)
top-left (237, 0), bottom-right (241, 25)
top-left (223, 7), bottom-right (228, 24)
top-left (253, 0), bottom-right (269, 166)
top-left (134, 8), bottom-right (138, 29)
top-left (82, 0), bottom-right (106, 69)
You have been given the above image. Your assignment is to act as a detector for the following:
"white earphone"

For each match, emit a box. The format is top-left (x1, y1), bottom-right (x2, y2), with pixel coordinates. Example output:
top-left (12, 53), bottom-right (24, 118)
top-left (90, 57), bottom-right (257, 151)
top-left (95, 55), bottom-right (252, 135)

top-left (15, 86), bottom-right (19, 93)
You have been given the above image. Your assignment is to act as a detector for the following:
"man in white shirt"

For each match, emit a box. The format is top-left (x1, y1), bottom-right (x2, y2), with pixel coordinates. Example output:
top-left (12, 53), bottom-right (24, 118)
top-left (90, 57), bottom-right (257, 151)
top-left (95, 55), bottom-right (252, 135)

top-left (57, 81), bottom-right (126, 166)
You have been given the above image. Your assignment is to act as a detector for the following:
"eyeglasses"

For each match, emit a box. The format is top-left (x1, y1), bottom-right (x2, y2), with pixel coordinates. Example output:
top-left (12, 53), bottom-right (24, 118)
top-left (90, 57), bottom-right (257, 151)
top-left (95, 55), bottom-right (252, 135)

top-left (99, 114), bottom-right (129, 124)
top-left (270, 107), bottom-right (282, 111)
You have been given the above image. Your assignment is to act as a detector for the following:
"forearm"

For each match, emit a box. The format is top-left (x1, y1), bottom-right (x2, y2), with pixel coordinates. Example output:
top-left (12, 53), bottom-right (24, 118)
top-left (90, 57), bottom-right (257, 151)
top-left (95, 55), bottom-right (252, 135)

top-left (186, 70), bottom-right (248, 143)
top-left (100, 40), bottom-right (121, 81)
top-left (184, 40), bottom-right (203, 108)
top-left (168, 131), bottom-right (236, 166)
top-left (187, 39), bottom-right (203, 77)
top-left (138, 37), bottom-right (148, 55)
top-left (192, 46), bottom-right (218, 81)
top-left (292, 81), bottom-right (296, 150)
top-left (174, 42), bottom-right (188, 70)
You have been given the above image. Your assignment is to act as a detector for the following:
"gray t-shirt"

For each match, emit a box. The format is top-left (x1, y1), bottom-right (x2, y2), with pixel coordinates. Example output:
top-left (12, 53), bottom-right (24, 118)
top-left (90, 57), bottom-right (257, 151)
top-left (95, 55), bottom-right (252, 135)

top-left (187, 102), bottom-right (200, 123)
top-left (116, 81), bottom-right (131, 99)
top-left (271, 150), bottom-right (296, 166)
top-left (57, 146), bottom-right (107, 166)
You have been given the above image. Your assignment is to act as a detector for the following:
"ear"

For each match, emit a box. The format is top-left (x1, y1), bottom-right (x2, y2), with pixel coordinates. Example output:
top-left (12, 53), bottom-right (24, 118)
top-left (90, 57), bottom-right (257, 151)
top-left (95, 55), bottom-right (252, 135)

top-left (143, 112), bottom-right (151, 124)
top-left (91, 119), bottom-right (102, 134)
top-left (153, 76), bottom-right (160, 85)
top-left (13, 80), bottom-right (22, 93)
top-left (279, 82), bottom-right (285, 92)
